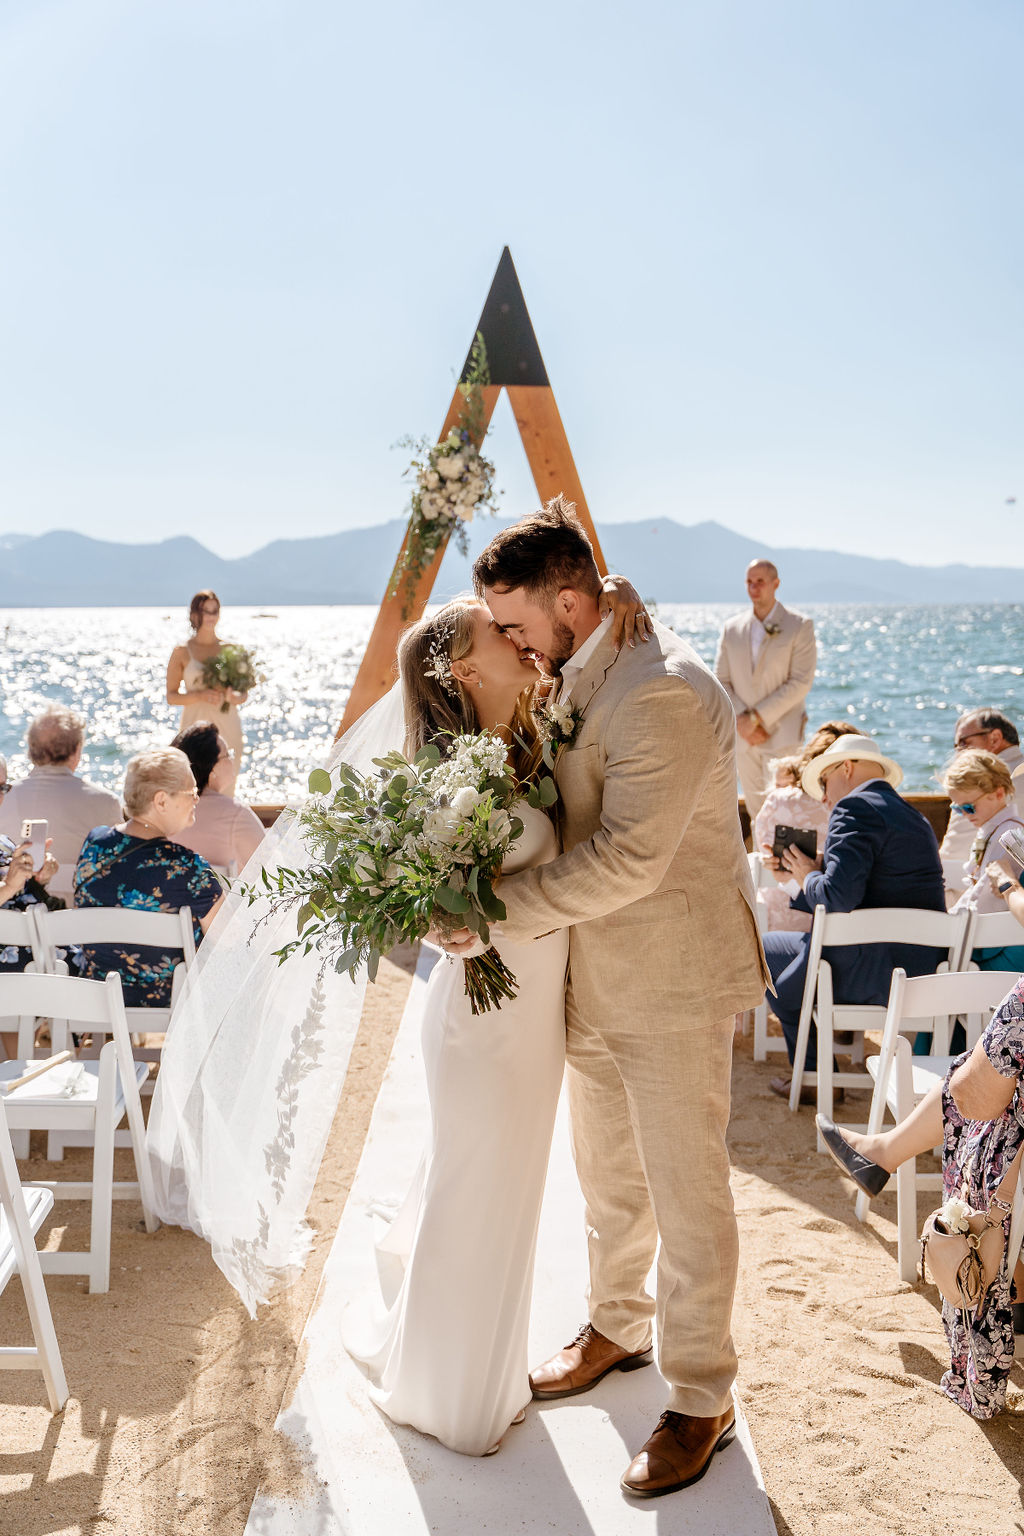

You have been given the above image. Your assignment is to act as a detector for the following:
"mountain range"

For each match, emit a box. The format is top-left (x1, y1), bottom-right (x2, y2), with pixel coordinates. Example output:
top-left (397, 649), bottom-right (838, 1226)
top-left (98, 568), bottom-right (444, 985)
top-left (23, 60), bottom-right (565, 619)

top-left (0, 520), bottom-right (1020, 606)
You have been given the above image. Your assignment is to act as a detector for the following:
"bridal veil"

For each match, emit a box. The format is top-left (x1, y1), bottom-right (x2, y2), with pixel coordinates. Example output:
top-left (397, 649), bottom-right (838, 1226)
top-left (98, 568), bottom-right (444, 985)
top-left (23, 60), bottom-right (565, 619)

top-left (147, 683), bottom-right (407, 1316)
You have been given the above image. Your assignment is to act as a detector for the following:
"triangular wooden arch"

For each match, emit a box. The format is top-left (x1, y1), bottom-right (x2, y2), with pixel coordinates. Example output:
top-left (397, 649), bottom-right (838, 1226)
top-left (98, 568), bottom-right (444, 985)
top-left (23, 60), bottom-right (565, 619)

top-left (336, 248), bottom-right (606, 736)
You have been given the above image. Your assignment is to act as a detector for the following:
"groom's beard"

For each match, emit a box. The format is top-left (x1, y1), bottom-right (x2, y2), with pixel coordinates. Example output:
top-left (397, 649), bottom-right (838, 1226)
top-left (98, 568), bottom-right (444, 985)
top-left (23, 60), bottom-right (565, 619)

top-left (545, 618), bottom-right (577, 677)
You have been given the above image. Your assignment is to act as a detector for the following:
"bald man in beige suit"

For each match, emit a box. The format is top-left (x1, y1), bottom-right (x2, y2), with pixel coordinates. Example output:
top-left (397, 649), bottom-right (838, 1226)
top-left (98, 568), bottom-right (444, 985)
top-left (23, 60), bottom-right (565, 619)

top-left (457, 498), bottom-right (768, 1501)
top-left (714, 559), bottom-right (816, 819)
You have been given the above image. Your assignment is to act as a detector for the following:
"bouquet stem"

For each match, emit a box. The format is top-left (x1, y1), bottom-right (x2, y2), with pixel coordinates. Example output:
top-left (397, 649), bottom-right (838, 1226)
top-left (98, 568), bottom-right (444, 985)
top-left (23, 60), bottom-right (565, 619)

top-left (463, 948), bottom-right (518, 1015)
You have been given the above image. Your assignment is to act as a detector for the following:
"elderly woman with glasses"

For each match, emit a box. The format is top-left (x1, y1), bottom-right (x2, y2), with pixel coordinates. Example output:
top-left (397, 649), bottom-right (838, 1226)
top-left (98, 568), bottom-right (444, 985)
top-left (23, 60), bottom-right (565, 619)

top-left (166, 589), bottom-right (247, 782)
top-left (73, 747), bottom-right (224, 1006)
top-left (170, 722), bottom-right (265, 875)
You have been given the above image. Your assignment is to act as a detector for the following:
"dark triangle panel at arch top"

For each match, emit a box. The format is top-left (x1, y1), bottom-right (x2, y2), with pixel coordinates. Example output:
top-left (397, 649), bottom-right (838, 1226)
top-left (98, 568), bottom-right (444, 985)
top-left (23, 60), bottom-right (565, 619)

top-left (459, 246), bottom-right (550, 388)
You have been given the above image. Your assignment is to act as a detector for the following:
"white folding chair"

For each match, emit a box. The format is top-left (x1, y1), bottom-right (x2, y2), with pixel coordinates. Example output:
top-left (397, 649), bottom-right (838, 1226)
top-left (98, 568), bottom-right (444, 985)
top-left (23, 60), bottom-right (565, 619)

top-left (0, 1093), bottom-right (68, 1411)
top-left (960, 909), bottom-right (1024, 973)
top-left (746, 854), bottom-right (788, 1062)
top-left (0, 907), bottom-right (47, 1062)
top-left (856, 967), bottom-right (1021, 1281)
top-left (788, 905), bottom-right (969, 1125)
top-left (0, 972), bottom-right (158, 1293)
top-left (34, 907), bottom-right (195, 1096)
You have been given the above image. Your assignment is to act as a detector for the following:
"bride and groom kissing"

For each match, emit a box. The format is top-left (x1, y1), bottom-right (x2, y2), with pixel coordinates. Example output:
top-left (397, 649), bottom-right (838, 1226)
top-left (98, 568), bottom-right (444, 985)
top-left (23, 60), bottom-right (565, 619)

top-left (150, 493), bottom-right (769, 1502)
top-left (342, 496), bottom-right (769, 1498)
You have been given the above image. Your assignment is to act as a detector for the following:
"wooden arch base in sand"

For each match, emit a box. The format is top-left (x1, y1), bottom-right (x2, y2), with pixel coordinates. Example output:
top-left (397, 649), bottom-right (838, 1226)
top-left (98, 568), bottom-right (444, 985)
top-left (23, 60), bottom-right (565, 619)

top-left (336, 248), bottom-right (606, 737)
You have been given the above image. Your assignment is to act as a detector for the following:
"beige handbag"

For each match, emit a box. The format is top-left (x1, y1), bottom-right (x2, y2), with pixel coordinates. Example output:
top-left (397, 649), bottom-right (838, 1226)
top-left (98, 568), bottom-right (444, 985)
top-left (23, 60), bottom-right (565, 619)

top-left (920, 1198), bottom-right (1009, 1314)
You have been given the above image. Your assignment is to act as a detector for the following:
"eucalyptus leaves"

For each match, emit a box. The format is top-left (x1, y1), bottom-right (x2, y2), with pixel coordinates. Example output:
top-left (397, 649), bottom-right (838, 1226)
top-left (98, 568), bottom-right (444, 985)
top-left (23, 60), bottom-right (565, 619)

top-left (250, 731), bottom-right (556, 1014)
top-left (390, 333), bottom-right (500, 617)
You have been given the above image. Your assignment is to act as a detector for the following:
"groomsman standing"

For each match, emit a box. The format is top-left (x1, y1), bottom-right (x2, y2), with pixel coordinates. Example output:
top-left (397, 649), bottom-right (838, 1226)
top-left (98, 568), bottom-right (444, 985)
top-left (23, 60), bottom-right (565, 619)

top-left (714, 559), bottom-right (817, 818)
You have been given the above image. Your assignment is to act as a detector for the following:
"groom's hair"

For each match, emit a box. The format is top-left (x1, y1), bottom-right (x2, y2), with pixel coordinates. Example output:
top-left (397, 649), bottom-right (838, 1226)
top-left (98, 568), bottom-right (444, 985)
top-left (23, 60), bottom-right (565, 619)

top-left (472, 494), bottom-right (602, 601)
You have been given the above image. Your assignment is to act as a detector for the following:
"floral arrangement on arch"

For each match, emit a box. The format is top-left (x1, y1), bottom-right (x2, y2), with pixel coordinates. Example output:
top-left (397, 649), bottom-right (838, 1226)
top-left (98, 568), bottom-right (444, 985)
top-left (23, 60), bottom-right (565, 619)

top-left (390, 332), bottom-right (500, 616)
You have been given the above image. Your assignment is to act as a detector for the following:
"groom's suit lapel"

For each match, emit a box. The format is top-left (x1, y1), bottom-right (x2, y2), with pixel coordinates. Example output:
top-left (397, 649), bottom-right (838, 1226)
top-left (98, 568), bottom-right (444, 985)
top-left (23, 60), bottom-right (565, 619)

top-left (553, 633), bottom-right (621, 785)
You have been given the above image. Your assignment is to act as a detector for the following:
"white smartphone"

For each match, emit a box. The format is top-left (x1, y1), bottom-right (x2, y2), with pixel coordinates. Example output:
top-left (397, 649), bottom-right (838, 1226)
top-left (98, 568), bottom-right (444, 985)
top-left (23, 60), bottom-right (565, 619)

top-left (999, 826), bottom-right (1024, 870)
top-left (21, 819), bottom-right (48, 874)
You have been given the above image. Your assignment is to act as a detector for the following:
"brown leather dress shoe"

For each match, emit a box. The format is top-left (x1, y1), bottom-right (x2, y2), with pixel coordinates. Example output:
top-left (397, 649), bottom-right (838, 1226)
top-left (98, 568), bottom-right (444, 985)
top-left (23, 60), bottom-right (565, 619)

top-left (621, 1408), bottom-right (736, 1497)
top-left (529, 1322), bottom-right (653, 1400)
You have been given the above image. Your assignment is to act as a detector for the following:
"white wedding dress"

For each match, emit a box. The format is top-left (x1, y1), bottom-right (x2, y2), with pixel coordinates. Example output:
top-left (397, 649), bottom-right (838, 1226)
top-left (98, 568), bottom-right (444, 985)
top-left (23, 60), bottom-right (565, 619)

top-left (342, 801), bottom-right (568, 1457)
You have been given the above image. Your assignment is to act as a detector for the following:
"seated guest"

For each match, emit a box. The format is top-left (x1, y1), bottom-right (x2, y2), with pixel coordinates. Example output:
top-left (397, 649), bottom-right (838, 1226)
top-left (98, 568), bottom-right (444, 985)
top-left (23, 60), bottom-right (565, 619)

top-left (0, 830), bottom-right (60, 1058)
top-left (170, 722), bottom-right (264, 874)
top-left (763, 734), bottom-right (946, 1101)
top-left (940, 709), bottom-right (1024, 868)
top-left (944, 751), bottom-right (1024, 972)
top-left (753, 721), bottom-right (859, 933)
top-left (73, 747), bottom-right (224, 1007)
top-left (0, 708), bottom-right (121, 903)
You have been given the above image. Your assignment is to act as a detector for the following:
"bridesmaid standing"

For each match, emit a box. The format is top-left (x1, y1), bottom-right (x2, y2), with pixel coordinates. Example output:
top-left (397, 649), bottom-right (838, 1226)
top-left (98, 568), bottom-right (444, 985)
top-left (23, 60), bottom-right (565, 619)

top-left (166, 590), bottom-right (246, 781)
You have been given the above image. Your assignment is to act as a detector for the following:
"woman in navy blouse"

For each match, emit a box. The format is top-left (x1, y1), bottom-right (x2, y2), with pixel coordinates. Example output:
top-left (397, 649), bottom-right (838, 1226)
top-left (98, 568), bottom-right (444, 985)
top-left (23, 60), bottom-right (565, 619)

top-left (73, 747), bottom-right (224, 1006)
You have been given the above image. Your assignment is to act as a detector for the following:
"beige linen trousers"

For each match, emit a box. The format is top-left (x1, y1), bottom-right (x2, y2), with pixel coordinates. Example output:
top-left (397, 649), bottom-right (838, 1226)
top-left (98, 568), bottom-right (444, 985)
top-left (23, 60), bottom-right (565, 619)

top-left (499, 622), bottom-right (769, 1418)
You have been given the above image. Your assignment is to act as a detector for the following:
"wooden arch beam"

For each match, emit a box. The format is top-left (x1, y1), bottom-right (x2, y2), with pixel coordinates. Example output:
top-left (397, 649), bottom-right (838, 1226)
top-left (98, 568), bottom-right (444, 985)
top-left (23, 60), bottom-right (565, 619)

top-left (337, 248), bottom-right (605, 737)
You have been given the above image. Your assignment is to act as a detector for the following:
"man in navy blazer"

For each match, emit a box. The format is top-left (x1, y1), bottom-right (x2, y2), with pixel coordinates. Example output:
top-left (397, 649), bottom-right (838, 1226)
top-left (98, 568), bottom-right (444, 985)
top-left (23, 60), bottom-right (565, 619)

top-left (761, 734), bottom-right (946, 1099)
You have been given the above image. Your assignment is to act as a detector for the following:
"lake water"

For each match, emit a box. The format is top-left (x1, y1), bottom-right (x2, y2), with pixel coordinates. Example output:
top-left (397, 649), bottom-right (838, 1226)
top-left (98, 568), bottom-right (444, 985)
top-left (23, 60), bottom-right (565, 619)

top-left (2, 603), bottom-right (1023, 803)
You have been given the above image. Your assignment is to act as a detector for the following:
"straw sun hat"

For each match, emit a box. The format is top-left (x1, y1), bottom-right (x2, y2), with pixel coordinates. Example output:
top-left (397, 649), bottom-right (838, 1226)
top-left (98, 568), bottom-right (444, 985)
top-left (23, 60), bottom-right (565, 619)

top-left (801, 733), bottom-right (903, 802)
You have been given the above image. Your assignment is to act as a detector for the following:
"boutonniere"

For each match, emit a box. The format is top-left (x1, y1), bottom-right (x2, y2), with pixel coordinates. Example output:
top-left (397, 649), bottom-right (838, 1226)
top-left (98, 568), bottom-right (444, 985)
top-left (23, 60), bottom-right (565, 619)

top-left (763, 620), bottom-right (782, 638)
top-left (538, 699), bottom-right (583, 769)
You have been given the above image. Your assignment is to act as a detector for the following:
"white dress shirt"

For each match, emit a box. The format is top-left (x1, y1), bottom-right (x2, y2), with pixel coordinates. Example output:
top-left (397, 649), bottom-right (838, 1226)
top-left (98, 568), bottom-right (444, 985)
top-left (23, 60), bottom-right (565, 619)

top-left (558, 614), bottom-right (613, 705)
top-left (749, 603), bottom-right (780, 668)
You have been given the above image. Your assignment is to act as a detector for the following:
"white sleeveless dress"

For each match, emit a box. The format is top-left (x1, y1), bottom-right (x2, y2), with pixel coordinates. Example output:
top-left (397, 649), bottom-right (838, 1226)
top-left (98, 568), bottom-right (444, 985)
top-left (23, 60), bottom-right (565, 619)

top-left (342, 802), bottom-right (568, 1455)
top-left (179, 641), bottom-right (245, 767)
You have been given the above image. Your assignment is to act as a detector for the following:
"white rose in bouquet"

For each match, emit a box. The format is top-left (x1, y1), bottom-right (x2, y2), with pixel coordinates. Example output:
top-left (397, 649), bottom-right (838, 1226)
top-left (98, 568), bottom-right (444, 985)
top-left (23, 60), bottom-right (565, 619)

top-left (455, 500), bottom-right (475, 521)
top-left (424, 469), bottom-right (441, 490)
top-left (423, 806), bottom-right (463, 848)
top-left (438, 454), bottom-right (465, 479)
top-left (452, 786), bottom-right (483, 816)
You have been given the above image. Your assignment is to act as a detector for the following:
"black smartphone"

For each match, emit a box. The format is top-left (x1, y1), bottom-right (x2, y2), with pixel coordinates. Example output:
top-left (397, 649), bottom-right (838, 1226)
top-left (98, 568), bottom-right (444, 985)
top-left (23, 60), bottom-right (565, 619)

top-left (771, 825), bottom-right (817, 860)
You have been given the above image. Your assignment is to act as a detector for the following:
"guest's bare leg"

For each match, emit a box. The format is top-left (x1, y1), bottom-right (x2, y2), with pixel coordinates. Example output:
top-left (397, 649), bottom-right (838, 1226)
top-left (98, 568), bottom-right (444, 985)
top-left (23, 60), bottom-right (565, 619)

top-left (840, 1082), bottom-right (944, 1172)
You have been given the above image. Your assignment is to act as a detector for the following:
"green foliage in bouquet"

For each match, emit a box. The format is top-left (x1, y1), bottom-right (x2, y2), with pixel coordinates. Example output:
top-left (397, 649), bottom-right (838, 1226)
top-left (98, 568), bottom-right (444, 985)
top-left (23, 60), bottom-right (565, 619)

top-left (201, 644), bottom-right (263, 713)
top-left (245, 731), bottom-right (556, 1015)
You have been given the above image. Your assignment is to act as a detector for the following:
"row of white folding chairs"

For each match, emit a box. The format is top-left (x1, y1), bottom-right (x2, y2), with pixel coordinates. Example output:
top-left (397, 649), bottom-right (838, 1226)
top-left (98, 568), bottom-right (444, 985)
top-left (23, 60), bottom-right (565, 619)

top-left (832, 967), bottom-right (1024, 1286)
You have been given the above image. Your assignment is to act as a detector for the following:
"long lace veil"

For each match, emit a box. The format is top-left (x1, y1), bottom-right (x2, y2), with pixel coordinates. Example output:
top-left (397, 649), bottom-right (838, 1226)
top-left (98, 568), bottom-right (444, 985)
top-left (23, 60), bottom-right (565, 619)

top-left (147, 682), bottom-right (407, 1317)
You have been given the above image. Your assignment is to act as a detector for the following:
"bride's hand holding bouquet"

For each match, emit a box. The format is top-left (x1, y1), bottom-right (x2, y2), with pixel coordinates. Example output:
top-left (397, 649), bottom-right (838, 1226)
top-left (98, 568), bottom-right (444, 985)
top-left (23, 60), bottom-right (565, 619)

top-left (250, 730), bottom-right (556, 1015)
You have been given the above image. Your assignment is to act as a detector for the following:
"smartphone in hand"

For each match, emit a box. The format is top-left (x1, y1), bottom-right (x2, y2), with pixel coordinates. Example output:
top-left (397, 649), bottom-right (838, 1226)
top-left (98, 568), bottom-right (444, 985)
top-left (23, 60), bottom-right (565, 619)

top-left (21, 819), bottom-right (48, 874)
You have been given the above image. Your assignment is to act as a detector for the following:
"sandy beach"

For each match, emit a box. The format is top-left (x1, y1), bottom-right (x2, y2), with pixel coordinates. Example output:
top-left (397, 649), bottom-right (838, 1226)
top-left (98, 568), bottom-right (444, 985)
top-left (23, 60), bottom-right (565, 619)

top-left (3, 957), bottom-right (1024, 1536)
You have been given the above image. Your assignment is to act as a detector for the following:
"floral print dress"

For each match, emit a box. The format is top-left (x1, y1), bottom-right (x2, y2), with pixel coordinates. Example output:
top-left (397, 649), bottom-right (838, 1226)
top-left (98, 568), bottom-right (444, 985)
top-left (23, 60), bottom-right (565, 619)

top-left (940, 975), bottom-right (1024, 1417)
top-left (73, 829), bottom-right (221, 1006)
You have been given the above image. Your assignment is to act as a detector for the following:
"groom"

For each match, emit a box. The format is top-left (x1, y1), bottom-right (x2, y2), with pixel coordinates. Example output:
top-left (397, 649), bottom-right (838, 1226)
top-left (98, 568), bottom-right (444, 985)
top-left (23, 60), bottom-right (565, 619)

top-left (447, 496), bottom-right (769, 1497)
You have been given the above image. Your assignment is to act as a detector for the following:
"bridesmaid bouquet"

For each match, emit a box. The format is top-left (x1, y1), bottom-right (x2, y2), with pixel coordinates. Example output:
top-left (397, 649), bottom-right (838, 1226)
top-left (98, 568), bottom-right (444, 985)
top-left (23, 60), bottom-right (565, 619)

top-left (252, 732), bottom-right (556, 1014)
top-left (202, 644), bottom-right (263, 713)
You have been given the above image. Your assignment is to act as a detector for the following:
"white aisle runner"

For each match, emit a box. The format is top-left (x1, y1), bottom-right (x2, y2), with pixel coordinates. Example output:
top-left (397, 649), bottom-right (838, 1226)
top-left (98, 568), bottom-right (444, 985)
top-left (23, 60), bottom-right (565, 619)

top-left (246, 953), bottom-right (774, 1536)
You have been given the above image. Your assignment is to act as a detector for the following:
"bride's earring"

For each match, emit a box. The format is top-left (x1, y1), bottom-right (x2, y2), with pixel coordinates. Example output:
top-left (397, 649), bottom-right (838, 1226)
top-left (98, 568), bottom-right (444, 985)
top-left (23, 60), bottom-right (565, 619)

top-left (478, 679), bottom-right (483, 689)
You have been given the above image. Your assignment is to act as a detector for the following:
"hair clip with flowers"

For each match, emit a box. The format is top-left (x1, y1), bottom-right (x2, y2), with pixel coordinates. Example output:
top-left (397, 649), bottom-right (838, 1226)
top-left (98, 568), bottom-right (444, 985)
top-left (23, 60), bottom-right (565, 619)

top-left (424, 622), bottom-right (459, 698)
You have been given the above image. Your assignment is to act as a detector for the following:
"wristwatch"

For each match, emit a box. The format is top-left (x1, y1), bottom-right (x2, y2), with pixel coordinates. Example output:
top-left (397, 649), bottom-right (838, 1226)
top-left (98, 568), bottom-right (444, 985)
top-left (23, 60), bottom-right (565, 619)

top-left (997, 879), bottom-right (1015, 895)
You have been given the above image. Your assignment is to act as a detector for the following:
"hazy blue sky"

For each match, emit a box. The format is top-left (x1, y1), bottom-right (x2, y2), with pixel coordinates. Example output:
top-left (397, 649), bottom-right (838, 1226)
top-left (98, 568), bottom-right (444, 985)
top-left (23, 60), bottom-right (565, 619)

top-left (1, 0), bottom-right (1020, 567)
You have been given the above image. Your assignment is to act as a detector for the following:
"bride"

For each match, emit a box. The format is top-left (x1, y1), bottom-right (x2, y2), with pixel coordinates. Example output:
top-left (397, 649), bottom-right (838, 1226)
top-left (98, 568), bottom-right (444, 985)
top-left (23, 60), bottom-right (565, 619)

top-left (148, 581), bottom-right (646, 1458)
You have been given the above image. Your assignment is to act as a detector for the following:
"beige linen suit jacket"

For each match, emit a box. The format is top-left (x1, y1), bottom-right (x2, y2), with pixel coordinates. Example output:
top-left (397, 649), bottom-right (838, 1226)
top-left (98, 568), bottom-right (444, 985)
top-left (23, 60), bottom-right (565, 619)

top-left (713, 601), bottom-right (816, 748)
top-left (498, 622), bottom-right (769, 1027)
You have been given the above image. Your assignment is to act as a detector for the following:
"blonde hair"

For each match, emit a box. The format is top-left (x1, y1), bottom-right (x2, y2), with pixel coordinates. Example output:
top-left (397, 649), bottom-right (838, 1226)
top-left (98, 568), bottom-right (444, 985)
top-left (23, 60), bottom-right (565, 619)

top-left (123, 747), bottom-right (194, 818)
top-left (796, 720), bottom-right (861, 779)
top-left (397, 597), bottom-right (542, 781)
top-left (27, 707), bottom-right (85, 766)
top-left (942, 749), bottom-right (1013, 799)
top-left (768, 754), bottom-right (802, 788)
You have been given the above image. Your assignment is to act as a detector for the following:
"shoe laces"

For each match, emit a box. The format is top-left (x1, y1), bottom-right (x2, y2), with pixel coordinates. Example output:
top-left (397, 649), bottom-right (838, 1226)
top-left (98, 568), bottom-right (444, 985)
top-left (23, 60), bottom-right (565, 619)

top-left (568, 1321), bottom-right (597, 1349)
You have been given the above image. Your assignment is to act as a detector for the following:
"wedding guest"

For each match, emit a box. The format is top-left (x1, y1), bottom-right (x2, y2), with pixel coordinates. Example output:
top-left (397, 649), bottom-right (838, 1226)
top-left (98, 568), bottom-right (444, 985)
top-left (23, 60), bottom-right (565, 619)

top-left (0, 708), bottom-right (121, 902)
top-left (170, 722), bottom-right (264, 874)
top-left (753, 721), bottom-right (859, 932)
top-left (817, 973), bottom-right (1024, 1419)
top-left (940, 709), bottom-right (1024, 867)
top-left (944, 751), bottom-right (1024, 972)
top-left (166, 590), bottom-right (246, 781)
top-left (714, 559), bottom-right (816, 819)
top-left (0, 831), bottom-right (59, 1058)
top-left (763, 734), bottom-right (946, 1102)
top-left (73, 748), bottom-right (223, 1007)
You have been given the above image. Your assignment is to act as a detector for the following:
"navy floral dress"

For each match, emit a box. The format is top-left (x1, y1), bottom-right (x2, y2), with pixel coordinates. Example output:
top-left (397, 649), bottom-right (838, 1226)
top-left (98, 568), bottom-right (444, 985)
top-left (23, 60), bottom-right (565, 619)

top-left (940, 975), bottom-right (1024, 1417)
top-left (73, 829), bottom-right (221, 1006)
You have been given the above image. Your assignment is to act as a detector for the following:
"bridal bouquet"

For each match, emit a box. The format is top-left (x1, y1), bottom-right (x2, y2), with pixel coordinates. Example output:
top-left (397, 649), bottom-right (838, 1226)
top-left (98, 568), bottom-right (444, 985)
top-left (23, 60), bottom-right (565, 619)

top-left (202, 644), bottom-right (263, 713)
top-left (255, 732), bottom-right (554, 1014)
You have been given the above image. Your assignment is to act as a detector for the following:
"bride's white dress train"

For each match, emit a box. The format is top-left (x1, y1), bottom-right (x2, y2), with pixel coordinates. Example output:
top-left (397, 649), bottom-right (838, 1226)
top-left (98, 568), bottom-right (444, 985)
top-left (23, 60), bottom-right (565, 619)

top-left (342, 802), bottom-right (568, 1457)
